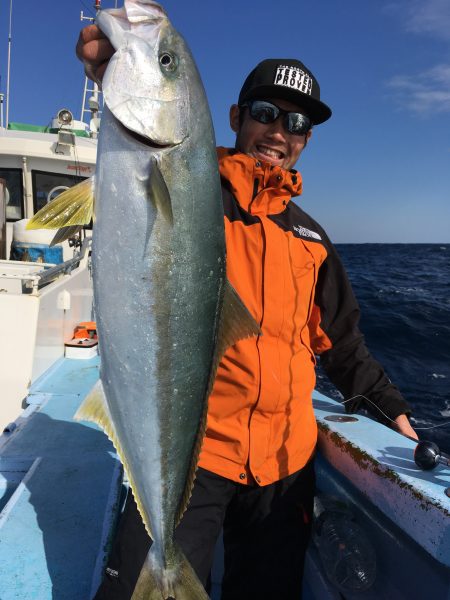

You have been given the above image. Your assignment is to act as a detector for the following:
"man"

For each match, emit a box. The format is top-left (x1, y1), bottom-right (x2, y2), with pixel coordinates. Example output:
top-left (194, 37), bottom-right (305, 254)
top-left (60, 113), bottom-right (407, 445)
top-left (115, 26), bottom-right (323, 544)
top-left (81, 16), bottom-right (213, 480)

top-left (77, 26), bottom-right (417, 600)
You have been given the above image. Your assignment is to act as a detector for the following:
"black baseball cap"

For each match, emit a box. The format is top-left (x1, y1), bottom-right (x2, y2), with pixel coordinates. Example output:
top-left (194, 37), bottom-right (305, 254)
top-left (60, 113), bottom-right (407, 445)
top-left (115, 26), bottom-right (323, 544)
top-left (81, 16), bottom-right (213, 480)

top-left (238, 58), bottom-right (332, 125)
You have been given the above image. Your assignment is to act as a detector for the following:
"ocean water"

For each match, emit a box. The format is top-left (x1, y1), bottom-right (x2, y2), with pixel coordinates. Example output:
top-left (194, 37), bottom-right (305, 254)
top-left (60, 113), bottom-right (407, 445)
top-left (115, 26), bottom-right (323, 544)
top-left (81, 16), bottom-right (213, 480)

top-left (315, 243), bottom-right (450, 454)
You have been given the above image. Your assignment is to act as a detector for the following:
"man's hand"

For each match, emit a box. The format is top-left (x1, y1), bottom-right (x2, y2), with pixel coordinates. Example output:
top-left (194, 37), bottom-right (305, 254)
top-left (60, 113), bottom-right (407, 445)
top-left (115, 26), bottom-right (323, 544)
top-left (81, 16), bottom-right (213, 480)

top-left (76, 24), bottom-right (114, 86)
top-left (394, 414), bottom-right (418, 440)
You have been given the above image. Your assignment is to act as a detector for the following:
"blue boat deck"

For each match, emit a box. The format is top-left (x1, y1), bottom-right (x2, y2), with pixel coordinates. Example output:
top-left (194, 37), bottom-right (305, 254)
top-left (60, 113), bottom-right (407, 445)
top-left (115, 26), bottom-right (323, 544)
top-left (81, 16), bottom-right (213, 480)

top-left (1, 357), bottom-right (449, 599)
top-left (0, 357), bottom-right (122, 599)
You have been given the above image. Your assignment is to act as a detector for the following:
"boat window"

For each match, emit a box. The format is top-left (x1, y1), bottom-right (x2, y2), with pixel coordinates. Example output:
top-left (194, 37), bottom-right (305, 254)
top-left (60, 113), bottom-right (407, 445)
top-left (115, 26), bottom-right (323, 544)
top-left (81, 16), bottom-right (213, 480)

top-left (0, 168), bottom-right (24, 221)
top-left (32, 171), bottom-right (86, 214)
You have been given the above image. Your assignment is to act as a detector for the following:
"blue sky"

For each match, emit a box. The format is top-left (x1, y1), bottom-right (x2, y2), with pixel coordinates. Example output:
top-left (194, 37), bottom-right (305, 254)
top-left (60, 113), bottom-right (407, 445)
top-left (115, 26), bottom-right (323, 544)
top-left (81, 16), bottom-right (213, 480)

top-left (1, 0), bottom-right (449, 242)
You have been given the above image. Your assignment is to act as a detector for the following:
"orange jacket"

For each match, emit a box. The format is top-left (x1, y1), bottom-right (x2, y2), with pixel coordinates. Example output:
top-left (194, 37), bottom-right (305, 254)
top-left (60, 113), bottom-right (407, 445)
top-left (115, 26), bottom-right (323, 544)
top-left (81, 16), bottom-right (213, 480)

top-left (198, 148), bottom-right (410, 486)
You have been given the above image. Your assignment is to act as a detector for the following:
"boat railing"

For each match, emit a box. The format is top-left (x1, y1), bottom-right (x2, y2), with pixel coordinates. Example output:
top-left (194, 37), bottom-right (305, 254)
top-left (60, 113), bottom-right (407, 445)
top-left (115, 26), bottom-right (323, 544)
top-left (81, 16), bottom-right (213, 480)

top-left (0, 236), bottom-right (92, 294)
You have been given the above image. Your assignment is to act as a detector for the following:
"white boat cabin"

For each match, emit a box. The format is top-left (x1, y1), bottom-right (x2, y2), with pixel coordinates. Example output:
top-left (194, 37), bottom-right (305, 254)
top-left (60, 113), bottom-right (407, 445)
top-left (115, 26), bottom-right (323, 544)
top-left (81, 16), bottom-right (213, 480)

top-left (0, 113), bottom-right (96, 258)
top-left (0, 114), bottom-right (97, 430)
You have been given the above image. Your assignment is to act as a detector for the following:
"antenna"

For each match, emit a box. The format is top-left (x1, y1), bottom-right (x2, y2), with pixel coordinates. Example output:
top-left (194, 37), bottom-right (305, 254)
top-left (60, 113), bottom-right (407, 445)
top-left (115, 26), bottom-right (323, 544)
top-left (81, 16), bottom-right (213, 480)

top-left (5, 0), bottom-right (13, 127)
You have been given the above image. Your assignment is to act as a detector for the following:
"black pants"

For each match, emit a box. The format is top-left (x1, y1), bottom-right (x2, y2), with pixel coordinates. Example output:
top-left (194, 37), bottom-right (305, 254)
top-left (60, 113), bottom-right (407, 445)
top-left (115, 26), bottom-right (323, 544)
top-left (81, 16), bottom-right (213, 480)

top-left (94, 461), bottom-right (315, 600)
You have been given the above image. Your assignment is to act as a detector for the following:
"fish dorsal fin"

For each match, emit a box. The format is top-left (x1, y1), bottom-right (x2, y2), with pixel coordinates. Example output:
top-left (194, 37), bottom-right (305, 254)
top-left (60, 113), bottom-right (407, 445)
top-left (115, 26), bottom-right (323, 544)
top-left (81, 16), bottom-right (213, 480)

top-left (175, 280), bottom-right (261, 525)
top-left (149, 157), bottom-right (173, 224)
top-left (26, 177), bottom-right (95, 231)
top-left (213, 279), bottom-right (261, 380)
top-left (75, 379), bottom-right (154, 540)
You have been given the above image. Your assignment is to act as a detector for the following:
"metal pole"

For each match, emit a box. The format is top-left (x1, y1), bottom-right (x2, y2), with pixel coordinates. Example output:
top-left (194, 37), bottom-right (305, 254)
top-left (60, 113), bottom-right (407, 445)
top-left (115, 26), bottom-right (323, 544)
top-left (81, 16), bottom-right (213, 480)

top-left (5, 0), bottom-right (13, 127)
top-left (80, 0), bottom-right (102, 131)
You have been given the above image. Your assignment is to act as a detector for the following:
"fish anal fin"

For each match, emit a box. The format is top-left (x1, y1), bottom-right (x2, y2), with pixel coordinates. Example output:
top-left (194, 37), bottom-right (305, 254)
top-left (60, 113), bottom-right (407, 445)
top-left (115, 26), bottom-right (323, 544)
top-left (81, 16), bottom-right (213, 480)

top-left (175, 280), bottom-right (260, 526)
top-left (149, 157), bottom-right (173, 225)
top-left (74, 379), bottom-right (154, 541)
top-left (74, 379), bottom-right (117, 428)
top-left (74, 379), bottom-right (113, 430)
top-left (27, 176), bottom-right (95, 230)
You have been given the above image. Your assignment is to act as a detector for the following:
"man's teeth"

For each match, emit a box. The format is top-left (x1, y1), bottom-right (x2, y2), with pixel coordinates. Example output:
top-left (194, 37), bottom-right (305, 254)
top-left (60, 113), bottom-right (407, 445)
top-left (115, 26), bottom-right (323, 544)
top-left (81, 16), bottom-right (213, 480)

top-left (258, 146), bottom-right (282, 159)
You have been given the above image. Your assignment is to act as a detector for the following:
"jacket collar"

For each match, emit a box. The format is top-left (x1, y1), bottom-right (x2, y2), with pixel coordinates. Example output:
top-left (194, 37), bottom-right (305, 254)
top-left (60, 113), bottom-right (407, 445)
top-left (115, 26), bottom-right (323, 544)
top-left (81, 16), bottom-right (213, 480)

top-left (217, 147), bottom-right (303, 216)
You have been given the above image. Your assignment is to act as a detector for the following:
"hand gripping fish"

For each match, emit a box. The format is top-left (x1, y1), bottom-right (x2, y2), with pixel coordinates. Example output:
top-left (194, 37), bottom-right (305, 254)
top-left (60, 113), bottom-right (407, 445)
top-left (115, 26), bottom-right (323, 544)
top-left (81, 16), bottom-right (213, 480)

top-left (28, 2), bottom-right (260, 598)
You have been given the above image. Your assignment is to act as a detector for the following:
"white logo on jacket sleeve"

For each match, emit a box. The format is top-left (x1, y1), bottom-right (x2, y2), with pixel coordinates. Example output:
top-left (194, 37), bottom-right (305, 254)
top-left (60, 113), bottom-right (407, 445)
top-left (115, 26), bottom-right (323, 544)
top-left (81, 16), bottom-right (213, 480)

top-left (274, 65), bottom-right (313, 95)
top-left (293, 225), bottom-right (322, 240)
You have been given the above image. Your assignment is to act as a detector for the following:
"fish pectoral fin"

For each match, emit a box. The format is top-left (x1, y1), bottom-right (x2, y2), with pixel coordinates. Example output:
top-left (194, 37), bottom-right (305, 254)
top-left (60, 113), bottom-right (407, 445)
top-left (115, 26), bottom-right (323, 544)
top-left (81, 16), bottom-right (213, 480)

top-left (149, 157), bottom-right (173, 225)
top-left (26, 176), bottom-right (95, 230)
top-left (216, 278), bottom-right (261, 364)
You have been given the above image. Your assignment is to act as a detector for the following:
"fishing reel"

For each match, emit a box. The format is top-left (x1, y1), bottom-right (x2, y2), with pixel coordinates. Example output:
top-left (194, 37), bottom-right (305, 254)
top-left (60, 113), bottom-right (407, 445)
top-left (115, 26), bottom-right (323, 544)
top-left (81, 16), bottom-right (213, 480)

top-left (414, 440), bottom-right (450, 470)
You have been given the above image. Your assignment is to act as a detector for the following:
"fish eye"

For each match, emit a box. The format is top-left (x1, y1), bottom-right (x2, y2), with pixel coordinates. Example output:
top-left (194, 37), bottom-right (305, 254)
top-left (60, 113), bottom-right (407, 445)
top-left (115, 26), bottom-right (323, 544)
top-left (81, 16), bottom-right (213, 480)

top-left (159, 52), bottom-right (177, 72)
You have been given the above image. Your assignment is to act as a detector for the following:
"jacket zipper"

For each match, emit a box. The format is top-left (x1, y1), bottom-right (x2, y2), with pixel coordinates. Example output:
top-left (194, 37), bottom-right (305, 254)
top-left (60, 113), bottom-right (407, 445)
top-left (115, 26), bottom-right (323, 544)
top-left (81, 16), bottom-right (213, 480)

top-left (246, 175), bottom-right (265, 469)
top-left (248, 177), bottom-right (260, 213)
top-left (248, 205), bottom-right (266, 429)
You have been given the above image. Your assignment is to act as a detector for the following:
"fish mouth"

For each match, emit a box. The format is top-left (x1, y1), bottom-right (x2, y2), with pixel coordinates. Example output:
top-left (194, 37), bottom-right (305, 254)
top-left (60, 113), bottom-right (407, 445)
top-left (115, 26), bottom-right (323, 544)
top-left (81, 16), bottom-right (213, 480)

top-left (118, 120), bottom-right (175, 150)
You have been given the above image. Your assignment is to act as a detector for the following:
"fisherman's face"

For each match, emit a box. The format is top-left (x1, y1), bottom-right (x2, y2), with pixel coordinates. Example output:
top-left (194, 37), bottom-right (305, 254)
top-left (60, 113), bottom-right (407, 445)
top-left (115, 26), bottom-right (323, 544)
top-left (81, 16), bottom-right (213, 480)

top-left (230, 98), bottom-right (312, 170)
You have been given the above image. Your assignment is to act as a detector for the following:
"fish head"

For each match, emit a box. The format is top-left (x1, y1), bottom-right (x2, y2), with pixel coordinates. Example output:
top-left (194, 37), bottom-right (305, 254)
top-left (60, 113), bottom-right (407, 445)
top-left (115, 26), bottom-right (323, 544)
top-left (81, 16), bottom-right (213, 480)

top-left (98, 0), bottom-right (192, 147)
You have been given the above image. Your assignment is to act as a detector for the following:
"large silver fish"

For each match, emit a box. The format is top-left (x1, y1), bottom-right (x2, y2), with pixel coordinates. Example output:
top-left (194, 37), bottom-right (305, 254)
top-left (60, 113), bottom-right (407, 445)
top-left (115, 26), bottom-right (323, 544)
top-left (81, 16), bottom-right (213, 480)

top-left (28, 1), bottom-right (259, 598)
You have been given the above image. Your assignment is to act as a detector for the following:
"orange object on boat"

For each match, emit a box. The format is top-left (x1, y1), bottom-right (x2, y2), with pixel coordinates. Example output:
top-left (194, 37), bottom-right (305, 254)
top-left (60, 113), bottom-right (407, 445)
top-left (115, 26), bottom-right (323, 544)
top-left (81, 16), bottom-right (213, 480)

top-left (73, 321), bottom-right (97, 340)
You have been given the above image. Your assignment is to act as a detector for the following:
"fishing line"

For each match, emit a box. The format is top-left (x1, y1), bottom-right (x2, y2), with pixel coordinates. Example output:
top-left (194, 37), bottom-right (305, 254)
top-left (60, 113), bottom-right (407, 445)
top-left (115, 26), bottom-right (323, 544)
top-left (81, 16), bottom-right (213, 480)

top-left (340, 394), bottom-right (450, 431)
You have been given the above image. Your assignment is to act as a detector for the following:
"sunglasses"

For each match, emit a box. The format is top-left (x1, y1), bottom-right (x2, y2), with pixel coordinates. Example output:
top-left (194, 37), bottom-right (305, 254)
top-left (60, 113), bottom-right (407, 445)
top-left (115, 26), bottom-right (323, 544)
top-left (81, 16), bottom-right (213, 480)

top-left (241, 100), bottom-right (312, 136)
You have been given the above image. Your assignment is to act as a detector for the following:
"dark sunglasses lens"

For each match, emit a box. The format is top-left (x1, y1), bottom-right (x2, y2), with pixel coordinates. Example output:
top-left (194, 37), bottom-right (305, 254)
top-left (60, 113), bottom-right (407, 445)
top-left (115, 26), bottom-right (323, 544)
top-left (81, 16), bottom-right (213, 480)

top-left (286, 113), bottom-right (311, 135)
top-left (247, 101), bottom-right (311, 135)
top-left (249, 101), bottom-right (278, 124)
